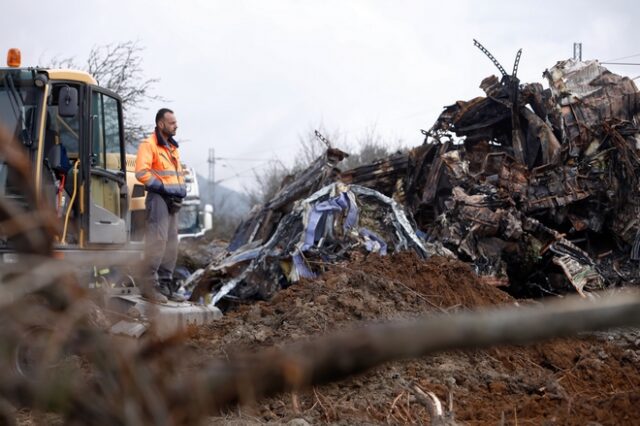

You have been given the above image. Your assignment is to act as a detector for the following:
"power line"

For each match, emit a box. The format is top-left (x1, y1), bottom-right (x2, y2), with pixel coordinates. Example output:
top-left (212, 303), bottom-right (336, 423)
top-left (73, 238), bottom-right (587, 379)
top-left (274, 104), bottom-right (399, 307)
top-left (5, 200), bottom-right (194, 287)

top-left (213, 164), bottom-right (269, 184)
top-left (215, 157), bottom-right (271, 162)
top-left (190, 157), bottom-right (273, 166)
top-left (603, 52), bottom-right (640, 62)
top-left (601, 62), bottom-right (640, 66)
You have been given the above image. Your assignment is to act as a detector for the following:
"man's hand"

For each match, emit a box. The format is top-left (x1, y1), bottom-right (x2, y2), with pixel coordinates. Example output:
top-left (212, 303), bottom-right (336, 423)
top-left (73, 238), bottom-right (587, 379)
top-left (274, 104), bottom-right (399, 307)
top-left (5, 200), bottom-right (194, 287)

top-left (166, 196), bottom-right (182, 214)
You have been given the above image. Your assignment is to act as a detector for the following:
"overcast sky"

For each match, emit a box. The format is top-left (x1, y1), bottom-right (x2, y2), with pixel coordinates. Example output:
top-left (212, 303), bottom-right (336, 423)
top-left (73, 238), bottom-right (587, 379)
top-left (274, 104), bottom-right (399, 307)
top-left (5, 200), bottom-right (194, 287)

top-left (3, 0), bottom-right (639, 190)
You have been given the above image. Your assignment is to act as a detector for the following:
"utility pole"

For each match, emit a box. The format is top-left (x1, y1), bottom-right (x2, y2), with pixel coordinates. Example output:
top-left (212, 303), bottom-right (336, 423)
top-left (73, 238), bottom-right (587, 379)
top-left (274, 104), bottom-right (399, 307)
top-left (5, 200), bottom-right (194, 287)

top-left (573, 42), bottom-right (582, 61)
top-left (208, 147), bottom-right (216, 190)
top-left (207, 148), bottom-right (216, 202)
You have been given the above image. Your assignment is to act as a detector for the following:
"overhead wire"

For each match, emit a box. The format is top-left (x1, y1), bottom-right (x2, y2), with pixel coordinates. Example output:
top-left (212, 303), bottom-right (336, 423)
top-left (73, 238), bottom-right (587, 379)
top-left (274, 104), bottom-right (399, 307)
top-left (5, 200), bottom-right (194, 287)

top-left (215, 157), bottom-right (271, 162)
top-left (600, 62), bottom-right (640, 66)
top-left (213, 158), bottom-right (280, 184)
top-left (602, 52), bottom-right (640, 62)
top-left (213, 164), bottom-right (271, 184)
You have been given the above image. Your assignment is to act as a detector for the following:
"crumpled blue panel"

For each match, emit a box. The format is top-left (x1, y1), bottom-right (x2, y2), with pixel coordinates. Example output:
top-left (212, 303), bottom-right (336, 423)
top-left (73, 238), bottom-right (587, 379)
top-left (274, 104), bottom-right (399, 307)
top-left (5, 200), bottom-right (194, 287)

top-left (342, 192), bottom-right (359, 232)
top-left (416, 229), bottom-right (431, 243)
top-left (302, 192), bottom-right (358, 251)
top-left (292, 251), bottom-right (316, 279)
top-left (359, 228), bottom-right (388, 256)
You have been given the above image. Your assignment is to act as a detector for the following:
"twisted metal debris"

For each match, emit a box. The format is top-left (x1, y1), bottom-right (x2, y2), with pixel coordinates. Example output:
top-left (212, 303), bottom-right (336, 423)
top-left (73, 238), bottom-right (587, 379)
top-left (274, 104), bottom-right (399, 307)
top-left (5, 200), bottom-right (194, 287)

top-left (199, 52), bottom-right (640, 304)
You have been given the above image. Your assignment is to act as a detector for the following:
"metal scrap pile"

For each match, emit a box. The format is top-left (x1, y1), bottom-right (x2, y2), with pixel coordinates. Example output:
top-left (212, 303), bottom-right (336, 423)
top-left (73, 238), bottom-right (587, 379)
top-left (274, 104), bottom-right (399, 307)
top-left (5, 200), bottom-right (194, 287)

top-left (192, 52), bottom-right (640, 305)
top-left (406, 56), bottom-right (640, 296)
top-left (191, 172), bottom-right (450, 304)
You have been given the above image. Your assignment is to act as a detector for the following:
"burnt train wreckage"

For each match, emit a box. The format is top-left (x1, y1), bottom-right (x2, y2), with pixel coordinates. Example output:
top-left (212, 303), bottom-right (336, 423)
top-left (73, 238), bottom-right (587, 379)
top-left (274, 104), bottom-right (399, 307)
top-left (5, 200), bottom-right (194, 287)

top-left (190, 41), bottom-right (640, 304)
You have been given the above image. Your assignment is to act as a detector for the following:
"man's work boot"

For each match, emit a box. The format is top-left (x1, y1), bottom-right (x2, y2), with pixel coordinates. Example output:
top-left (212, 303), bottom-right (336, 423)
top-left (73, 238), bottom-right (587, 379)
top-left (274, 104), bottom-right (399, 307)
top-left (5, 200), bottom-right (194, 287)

top-left (142, 286), bottom-right (168, 304)
top-left (168, 292), bottom-right (186, 303)
top-left (157, 283), bottom-right (186, 303)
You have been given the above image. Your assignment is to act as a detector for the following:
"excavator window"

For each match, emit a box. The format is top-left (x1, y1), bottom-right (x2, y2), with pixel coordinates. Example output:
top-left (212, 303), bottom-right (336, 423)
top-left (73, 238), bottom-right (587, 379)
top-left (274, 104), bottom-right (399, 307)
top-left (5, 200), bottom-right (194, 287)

top-left (91, 92), bottom-right (122, 172)
top-left (88, 90), bottom-right (127, 244)
top-left (48, 85), bottom-right (81, 158)
top-left (103, 95), bottom-right (122, 171)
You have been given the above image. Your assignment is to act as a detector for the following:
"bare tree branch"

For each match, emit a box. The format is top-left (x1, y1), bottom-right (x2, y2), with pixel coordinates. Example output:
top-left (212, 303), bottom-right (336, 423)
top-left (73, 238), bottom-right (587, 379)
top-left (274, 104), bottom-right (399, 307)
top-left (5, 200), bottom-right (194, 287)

top-left (247, 125), bottom-right (400, 205)
top-left (42, 41), bottom-right (164, 148)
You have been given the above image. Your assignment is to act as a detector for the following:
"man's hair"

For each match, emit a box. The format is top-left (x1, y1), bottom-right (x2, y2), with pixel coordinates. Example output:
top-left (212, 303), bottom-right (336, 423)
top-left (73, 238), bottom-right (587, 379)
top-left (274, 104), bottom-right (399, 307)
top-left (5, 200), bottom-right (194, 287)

top-left (155, 108), bottom-right (174, 125)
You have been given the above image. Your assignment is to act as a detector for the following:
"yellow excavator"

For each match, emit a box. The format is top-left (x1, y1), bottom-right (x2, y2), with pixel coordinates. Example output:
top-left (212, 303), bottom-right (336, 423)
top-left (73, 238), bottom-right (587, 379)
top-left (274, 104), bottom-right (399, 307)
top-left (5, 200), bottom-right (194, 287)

top-left (0, 48), bottom-right (220, 341)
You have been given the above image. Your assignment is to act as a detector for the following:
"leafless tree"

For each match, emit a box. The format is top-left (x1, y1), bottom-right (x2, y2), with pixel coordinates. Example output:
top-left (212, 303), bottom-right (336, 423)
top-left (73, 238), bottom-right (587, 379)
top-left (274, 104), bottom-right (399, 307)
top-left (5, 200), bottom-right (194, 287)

top-left (209, 194), bottom-right (244, 240)
top-left (43, 41), bottom-right (163, 148)
top-left (246, 159), bottom-right (292, 206)
top-left (292, 126), bottom-right (344, 171)
top-left (341, 124), bottom-right (405, 170)
top-left (248, 125), bottom-right (403, 205)
top-left (246, 127), bottom-right (340, 206)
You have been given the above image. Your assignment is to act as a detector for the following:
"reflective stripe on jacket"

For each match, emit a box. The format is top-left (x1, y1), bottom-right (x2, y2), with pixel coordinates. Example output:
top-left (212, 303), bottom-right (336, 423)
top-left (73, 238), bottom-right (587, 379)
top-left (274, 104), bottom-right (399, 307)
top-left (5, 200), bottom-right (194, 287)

top-left (135, 129), bottom-right (186, 198)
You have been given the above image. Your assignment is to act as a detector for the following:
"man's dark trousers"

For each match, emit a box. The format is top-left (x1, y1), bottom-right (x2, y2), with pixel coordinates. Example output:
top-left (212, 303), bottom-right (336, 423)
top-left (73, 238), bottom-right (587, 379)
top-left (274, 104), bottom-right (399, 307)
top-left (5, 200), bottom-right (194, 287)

top-left (144, 191), bottom-right (178, 290)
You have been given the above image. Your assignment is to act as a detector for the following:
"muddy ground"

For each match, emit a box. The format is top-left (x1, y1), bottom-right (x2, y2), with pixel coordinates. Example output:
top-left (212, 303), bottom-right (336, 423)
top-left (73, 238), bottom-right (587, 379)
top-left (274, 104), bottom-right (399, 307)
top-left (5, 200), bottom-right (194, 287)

top-left (12, 252), bottom-right (639, 425)
top-left (188, 253), bottom-right (640, 425)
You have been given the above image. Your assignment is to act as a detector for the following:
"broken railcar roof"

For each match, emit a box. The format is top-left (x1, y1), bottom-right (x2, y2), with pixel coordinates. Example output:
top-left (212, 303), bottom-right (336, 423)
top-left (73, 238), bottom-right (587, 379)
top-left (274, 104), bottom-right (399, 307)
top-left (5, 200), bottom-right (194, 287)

top-left (194, 182), bottom-right (450, 305)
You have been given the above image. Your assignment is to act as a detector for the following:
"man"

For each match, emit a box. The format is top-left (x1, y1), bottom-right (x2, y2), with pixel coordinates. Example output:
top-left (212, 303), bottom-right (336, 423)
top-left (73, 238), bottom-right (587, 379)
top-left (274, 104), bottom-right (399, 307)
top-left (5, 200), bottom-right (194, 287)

top-left (135, 108), bottom-right (187, 302)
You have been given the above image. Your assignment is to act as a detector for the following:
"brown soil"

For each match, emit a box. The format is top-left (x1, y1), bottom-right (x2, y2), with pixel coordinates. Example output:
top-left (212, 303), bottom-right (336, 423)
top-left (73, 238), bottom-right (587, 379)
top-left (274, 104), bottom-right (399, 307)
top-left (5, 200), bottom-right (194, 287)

top-left (189, 252), bottom-right (640, 425)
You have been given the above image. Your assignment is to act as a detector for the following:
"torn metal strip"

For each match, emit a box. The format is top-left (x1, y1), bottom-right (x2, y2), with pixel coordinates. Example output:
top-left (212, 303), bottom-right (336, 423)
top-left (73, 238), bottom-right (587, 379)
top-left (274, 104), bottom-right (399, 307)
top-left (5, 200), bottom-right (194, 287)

top-left (350, 185), bottom-right (429, 257)
top-left (359, 228), bottom-right (388, 255)
top-left (211, 272), bottom-right (247, 306)
top-left (292, 250), bottom-right (316, 280)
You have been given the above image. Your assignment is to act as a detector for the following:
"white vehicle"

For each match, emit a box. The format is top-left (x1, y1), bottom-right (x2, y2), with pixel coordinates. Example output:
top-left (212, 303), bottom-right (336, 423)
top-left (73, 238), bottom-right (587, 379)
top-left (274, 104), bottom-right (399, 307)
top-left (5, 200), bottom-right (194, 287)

top-left (177, 165), bottom-right (213, 240)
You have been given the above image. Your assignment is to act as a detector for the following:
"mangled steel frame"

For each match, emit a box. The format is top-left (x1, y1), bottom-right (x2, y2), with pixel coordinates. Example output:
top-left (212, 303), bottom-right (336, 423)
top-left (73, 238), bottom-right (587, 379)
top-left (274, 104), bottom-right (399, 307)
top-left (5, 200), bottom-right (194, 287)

top-left (405, 50), bottom-right (640, 295)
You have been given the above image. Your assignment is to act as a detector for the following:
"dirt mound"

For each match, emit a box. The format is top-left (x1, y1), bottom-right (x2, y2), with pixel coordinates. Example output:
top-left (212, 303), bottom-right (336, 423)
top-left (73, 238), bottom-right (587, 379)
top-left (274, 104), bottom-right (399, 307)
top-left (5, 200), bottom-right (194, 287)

top-left (192, 254), bottom-right (512, 353)
top-left (188, 253), bottom-right (640, 425)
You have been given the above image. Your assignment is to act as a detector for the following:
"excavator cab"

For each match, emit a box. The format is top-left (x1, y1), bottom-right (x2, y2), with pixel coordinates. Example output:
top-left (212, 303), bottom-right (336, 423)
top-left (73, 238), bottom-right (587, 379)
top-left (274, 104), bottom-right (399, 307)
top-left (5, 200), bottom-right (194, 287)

top-left (0, 54), bottom-right (133, 253)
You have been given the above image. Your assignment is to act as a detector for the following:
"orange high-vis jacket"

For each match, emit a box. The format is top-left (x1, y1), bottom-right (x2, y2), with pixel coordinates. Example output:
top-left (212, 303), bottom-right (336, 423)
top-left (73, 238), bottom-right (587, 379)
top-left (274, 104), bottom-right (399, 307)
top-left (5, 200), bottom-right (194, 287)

top-left (135, 130), bottom-right (186, 198)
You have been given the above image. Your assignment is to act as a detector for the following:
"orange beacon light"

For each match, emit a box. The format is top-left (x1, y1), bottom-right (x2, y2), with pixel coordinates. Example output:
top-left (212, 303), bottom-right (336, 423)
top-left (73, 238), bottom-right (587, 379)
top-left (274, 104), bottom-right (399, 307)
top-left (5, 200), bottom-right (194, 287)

top-left (7, 48), bottom-right (21, 67)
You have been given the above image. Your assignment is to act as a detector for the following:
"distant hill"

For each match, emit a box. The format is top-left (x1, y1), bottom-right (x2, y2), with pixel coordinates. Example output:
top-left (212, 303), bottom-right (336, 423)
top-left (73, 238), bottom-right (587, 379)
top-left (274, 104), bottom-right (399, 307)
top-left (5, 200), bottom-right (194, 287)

top-left (196, 174), bottom-right (252, 218)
